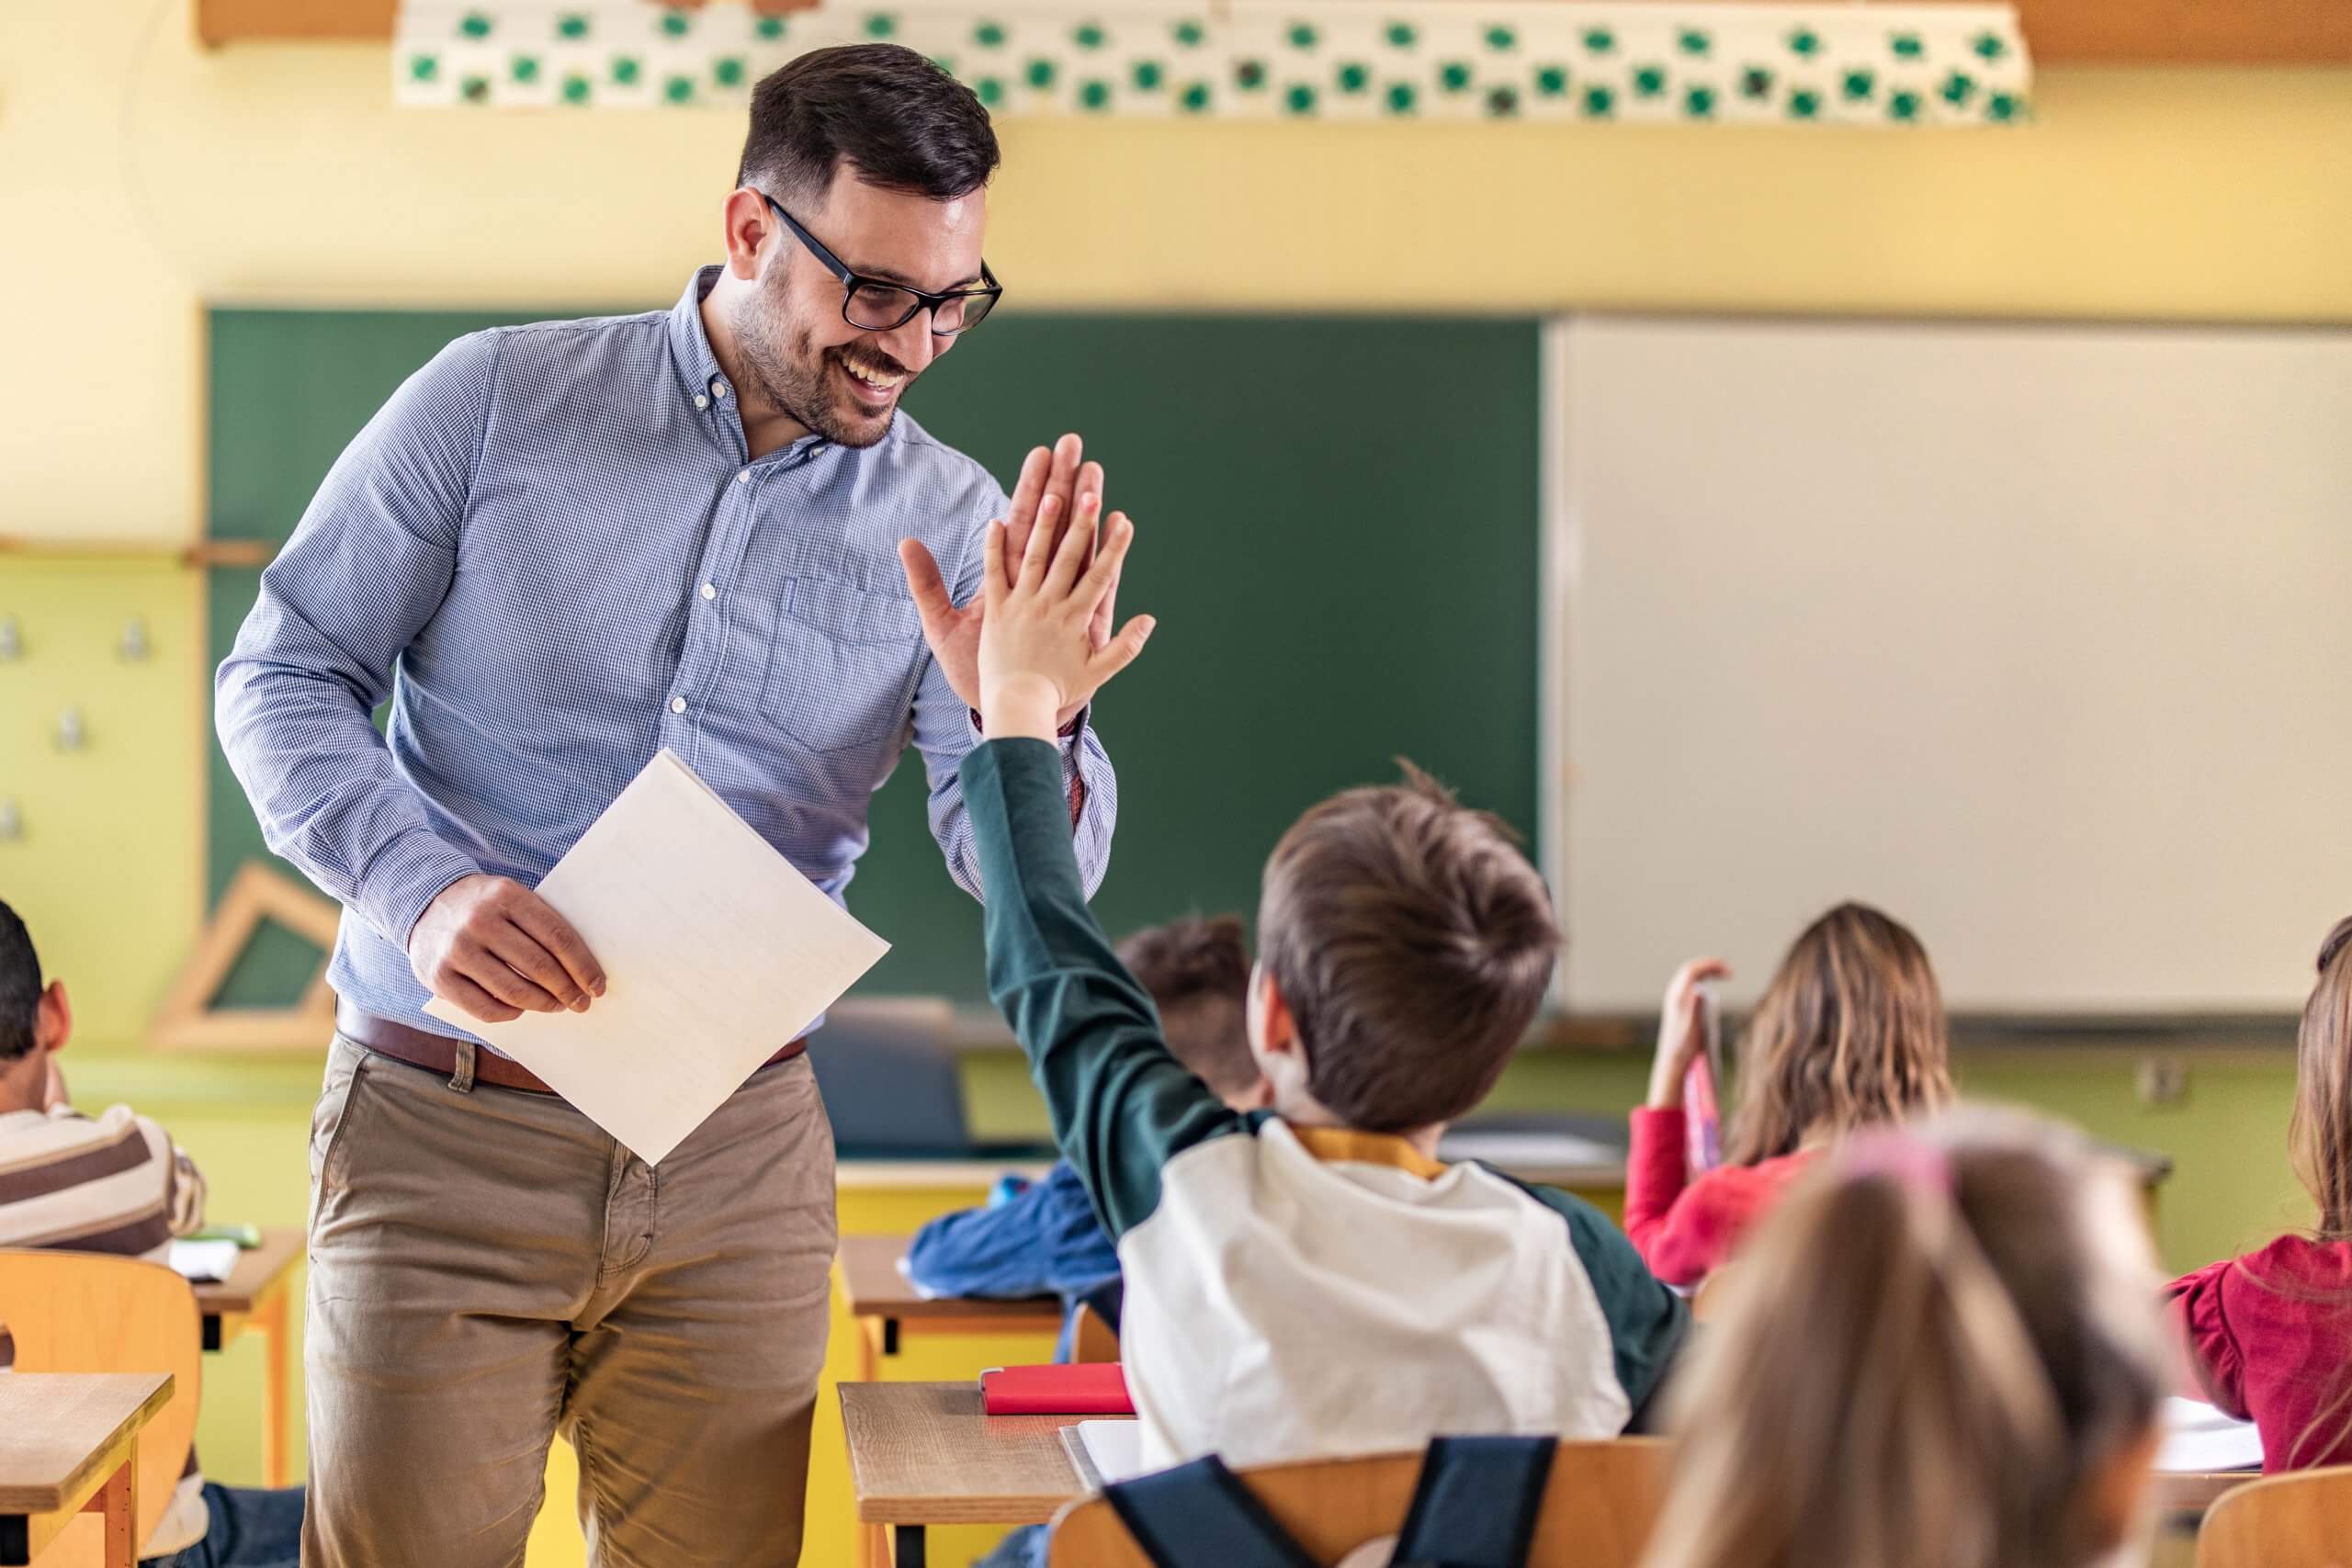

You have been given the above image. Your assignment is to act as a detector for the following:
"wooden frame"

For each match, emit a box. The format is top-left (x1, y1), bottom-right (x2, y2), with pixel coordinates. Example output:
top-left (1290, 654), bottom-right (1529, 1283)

top-left (0, 538), bottom-right (274, 570)
top-left (150, 861), bottom-right (343, 1052)
top-left (192, 0), bottom-right (2352, 63)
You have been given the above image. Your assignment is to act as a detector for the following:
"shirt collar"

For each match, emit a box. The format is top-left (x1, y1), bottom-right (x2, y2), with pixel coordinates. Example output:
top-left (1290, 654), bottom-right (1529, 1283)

top-left (1288, 1123), bottom-right (1451, 1181)
top-left (667, 265), bottom-right (734, 410)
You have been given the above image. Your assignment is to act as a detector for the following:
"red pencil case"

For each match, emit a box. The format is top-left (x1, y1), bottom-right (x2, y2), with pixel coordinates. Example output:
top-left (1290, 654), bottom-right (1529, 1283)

top-left (979, 1362), bottom-right (1134, 1416)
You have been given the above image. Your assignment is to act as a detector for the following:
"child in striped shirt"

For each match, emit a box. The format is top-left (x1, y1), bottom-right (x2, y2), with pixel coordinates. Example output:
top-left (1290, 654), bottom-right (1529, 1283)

top-left (0, 899), bottom-right (306, 1568)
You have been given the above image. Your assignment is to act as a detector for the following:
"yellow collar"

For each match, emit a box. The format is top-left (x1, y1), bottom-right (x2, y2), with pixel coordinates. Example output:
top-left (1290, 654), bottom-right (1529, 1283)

top-left (1289, 1124), bottom-right (1449, 1181)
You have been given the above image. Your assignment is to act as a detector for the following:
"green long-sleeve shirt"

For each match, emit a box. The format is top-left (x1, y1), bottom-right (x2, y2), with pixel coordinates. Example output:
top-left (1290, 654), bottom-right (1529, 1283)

top-left (963, 737), bottom-right (1688, 1472)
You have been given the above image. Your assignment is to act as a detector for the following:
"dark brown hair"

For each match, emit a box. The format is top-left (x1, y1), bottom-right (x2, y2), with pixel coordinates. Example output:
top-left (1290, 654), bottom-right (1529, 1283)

top-left (1117, 915), bottom-right (1254, 1099)
top-left (1724, 902), bottom-right (1953, 1167)
top-left (1644, 1111), bottom-right (2169, 1568)
top-left (1256, 764), bottom-right (1558, 1134)
top-left (0, 899), bottom-right (42, 1064)
top-left (737, 45), bottom-right (1001, 210)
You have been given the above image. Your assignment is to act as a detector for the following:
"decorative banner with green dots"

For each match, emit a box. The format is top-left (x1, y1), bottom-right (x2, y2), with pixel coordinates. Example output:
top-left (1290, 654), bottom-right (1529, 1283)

top-left (396, 1), bottom-right (2030, 124)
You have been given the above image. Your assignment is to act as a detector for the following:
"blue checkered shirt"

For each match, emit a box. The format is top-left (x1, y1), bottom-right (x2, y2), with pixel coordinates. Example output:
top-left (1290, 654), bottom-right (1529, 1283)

top-left (217, 267), bottom-right (1118, 1045)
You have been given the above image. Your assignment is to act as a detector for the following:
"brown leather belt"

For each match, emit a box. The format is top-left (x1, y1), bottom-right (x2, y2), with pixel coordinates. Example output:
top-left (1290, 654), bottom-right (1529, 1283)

top-left (335, 1000), bottom-right (807, 1097)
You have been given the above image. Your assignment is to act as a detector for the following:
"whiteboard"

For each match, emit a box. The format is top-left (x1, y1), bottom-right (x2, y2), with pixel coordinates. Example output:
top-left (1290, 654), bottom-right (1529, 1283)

top-left (1548, 315), bottom-right (2352, 1013)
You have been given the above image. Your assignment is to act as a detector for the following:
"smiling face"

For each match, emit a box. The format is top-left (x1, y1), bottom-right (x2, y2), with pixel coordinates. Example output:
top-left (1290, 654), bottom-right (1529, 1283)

top-left (728, 169), bottom-right (988, 447)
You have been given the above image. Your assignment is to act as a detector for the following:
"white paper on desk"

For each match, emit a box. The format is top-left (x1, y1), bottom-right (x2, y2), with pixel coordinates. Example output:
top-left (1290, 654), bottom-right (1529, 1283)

top-left (168, 1239), bottom-right (241, 1284)
top-left (424, 749), bottom-right (889, 1166)
top-left (1077, 1420), bottom-right (1148, 1486)
top-left (2156, 1396), bottom-right (2263, 1472)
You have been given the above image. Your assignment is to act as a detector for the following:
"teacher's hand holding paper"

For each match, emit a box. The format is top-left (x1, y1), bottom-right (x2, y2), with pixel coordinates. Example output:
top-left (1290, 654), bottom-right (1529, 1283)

top-left (411, 873), bottom-right (608, 1024)
top-left (978, 490), bottom-right (1154, 743)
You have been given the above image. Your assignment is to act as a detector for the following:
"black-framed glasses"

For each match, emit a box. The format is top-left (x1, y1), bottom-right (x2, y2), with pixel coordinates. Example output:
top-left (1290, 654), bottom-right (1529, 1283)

top-left (761, 193), bottom-right (1002, 336)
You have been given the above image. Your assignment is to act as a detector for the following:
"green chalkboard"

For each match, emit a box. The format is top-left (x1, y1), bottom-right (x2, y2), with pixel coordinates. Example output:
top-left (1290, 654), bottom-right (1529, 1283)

top-left (207, 307), bottom-right (1541, 1003)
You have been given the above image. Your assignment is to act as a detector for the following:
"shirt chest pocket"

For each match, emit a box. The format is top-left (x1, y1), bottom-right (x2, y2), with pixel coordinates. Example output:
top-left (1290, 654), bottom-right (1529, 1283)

top-left (761, 576), bottom-right (926, 754)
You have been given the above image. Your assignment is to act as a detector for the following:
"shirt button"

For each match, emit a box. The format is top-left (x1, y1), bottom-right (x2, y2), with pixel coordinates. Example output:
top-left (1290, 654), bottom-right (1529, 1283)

top-left (694, 393), bottom-right (709, 410)
top-left (669, 695), bottom-right (687, 715)
top-left (737, 469), bottom-right (751, 485)
top-left (700, 582), bottom-right (717, 601)
top-left (713, 380), bottom-right (730, 400)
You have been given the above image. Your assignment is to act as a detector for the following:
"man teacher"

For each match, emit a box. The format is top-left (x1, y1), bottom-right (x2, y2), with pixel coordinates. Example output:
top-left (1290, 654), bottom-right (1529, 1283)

top-left (217, 46), bottom-right (1127, 1567)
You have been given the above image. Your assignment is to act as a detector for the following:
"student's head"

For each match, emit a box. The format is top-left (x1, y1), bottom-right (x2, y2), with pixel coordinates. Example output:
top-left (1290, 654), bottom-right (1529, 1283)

top-left (1724, 901), bottom-right (1951, 1165)
top-left (1643, 1111), bottom-right (2169, 1568)
top-left (2292, 915), bottom-right (2352, 1240)
top-left (1116, 915), bottom-right (1266, 1113)
top-left (719, 44), bottom-right (1000, 447)
top-left (1249, 766), bottom-right (1558, 1135)
top-left (0, 899), bottom-right (71, 1108)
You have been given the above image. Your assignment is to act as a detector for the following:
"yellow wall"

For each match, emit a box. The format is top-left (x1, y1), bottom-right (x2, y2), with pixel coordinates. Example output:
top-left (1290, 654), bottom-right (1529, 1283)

top-left (5, 2), bottom-right (2350, 542)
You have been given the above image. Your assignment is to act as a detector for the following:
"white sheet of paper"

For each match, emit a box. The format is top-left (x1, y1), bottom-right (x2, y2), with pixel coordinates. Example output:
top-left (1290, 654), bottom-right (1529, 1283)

top-left (424, 749), bottom-right (889, 1165)
top-left (1077, 1419), bottom-right (1148, 1486)
top-left (167, 1239), bottom-right (242, 1285)
top-left (2156, 1396), bottom-right (2264, 1472)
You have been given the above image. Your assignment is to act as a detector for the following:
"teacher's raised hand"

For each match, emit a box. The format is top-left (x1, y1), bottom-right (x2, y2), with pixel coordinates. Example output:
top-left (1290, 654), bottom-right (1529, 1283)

top-left (899, 432), bottom-right (1131, 728)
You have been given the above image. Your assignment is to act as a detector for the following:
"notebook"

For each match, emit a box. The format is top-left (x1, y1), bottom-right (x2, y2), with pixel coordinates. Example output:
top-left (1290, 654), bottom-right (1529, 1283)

top-left (2158, 1396), bottom-right (2263, 1472)
top-left (979, 1362), bottom-right (1133, 1416)
top-left (168, 1239), bottom-right (242, 1284)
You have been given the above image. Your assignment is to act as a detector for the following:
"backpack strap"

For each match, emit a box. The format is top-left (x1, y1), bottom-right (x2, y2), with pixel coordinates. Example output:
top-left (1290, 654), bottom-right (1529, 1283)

top-left (1103, 1455), bottom-right (1321, 1568)
top-left (1389, 1435), bottom-right (1559, 1568)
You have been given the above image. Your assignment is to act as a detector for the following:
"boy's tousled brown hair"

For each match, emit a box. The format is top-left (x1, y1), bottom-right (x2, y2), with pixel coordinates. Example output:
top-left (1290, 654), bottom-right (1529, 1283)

top-left (1725, 901), bottom-right (1952, 1166)
top-left (1117, 915), bottom-right (1255, 1100)
top-left (1255, 764), bottom-right (1559, 1134)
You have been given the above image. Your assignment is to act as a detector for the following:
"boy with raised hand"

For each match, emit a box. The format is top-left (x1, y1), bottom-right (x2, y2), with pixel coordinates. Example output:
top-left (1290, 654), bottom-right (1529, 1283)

top-left (957, 501), bottom-right (1689, 1472)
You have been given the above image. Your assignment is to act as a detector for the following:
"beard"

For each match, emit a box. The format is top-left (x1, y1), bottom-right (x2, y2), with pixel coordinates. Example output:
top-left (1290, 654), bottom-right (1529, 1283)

top-left (730, 272), bottom-right (912, 449)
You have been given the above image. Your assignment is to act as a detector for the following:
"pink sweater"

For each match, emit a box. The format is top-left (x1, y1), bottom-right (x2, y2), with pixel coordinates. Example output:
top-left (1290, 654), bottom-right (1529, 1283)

top-left (2168, 1235), bottom-right (2352, 1472)
top-left (1624, 1107), bottom-right (1815, 1288)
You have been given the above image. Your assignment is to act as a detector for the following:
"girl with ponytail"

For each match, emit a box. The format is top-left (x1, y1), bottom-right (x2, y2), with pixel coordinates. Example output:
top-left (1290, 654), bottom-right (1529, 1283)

top-left (2166, 914), bottom-right (2352, 1472)
top-left (1641, 1111), bottom-right (2170, 1568)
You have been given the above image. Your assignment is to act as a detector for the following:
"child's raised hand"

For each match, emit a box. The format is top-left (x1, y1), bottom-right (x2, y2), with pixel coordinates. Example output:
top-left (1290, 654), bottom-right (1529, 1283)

top-left (978, 491), bottom-right (1155, 742)
top-left (1648, 956), bottom-right (1731, 1108)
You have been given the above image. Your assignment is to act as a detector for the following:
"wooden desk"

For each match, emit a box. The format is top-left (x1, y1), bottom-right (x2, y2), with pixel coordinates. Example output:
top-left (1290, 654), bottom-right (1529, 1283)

top-left (837, 1161), bottom-right (1052, 1191)
top-left (840, 1381), bottom-right (1109, 1568)
top-left (0, 1372), bottom-right (175, 1568)
top-left (191, 1226), bottom-right (301, 1486)
top-left (2154, 1471), bottom-right (2257, 1518)
top-left (835, 1235), bottom-right (1063, 1383)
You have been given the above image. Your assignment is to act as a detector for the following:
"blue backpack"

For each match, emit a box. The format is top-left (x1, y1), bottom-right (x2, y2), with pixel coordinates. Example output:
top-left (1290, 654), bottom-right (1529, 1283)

top-left (1101, 1435), bottom-right (1559, 1568)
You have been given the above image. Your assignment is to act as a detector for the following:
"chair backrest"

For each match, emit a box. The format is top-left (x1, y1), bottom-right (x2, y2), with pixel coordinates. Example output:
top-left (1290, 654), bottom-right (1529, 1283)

top-left (1071, 1301), bottom-right (1120, 1364)
top-left (2197, 1463), bottom-right (2352, 1568)
top-left (0, 1249), bottom-right (203, 1561)
top-left (1048, 1438), bottom-right (1671, 1568)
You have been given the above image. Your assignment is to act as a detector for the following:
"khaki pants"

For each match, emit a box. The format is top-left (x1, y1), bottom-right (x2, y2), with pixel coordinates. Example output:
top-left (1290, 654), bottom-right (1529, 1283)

top-left (302, 1035), bottom-right (837, 1568)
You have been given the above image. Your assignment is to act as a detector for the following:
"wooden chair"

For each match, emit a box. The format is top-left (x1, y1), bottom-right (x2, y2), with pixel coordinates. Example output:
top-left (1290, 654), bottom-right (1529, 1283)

top-left (1070, 1301), bottom-right (1120, 1365)
top-left (1047, 1438), bottom-right (1670, 1567)
top-left (2196, 1462), bottom-right (2352, 1568)
top-left (0, 1250), bottom-right (204, 1567)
